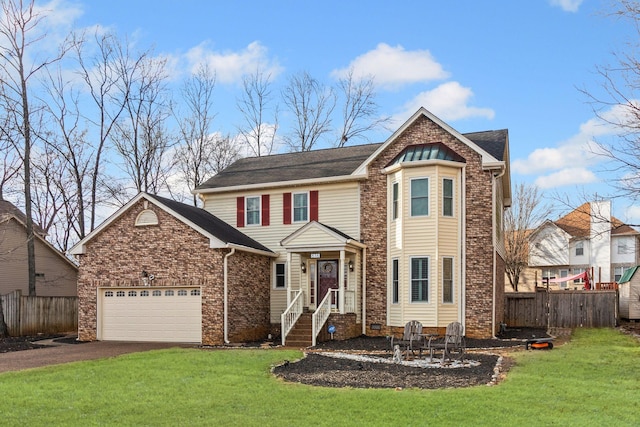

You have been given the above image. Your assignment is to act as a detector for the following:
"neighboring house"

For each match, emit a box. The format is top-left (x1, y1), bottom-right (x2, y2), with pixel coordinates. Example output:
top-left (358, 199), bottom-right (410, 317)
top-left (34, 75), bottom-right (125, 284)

top-left (71, 107), bottom-right (511, 345)
top-left (0, 200), bottom-right (78, 296)
top-left (527, 201), bottom-right (639, 290)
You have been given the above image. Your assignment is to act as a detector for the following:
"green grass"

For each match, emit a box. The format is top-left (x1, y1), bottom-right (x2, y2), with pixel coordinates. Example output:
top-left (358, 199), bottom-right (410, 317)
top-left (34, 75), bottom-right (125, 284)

top-left (1, 328), bottom-right (639, 426)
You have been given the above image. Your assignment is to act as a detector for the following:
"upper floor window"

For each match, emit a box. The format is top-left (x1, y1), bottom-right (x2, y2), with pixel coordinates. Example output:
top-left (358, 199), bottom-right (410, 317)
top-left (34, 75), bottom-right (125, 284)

top-left (443, 178), bottom-right (453, 217)
top-left (410, 178), bottom-right (429, 217)
top-left (410, 257), bottom-right (429, 302)
top-left (135, 209), bottom-right (158, 226)
top-left (246, 196), bottom-right (261, 225)
top-left (615, 266), bottom-right (628, 282)
top-left (392, 182), bottom-right (399, 220)
top-left (575, 241), bottom-right (584, 256)
top-left (618, 239), bottom-right (629, 255)
top-left (293, 192), bottom-right (308, 222)
top-left (275, 263), bottom-right (286, 289)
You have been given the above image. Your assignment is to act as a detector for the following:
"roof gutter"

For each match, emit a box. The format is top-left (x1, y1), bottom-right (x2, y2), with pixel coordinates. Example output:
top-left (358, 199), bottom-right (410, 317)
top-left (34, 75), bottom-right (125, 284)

top-left (223, 248), bottom-right (236, 344)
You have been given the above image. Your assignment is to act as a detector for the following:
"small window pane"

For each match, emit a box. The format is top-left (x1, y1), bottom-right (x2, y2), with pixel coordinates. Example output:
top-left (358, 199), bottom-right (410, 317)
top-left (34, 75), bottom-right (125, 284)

top-left (178, 289), bottom-right (188, 296)
top-left (128, 291), bottom-right (137, 297)
top-left (392, 182), bottom-right (399, 220)
top-left (190, 289), bottom-right (201, 296)
top-left (152, 290), bottom-right (162, 296)
top-left (116, 291), bottom-right (125, 297)
top-left (105, 291), bottom-right (114, 297)
top-left (165, 290), bottom-right (174, 296)
top-left (140, 290), bottom-right (149, 297)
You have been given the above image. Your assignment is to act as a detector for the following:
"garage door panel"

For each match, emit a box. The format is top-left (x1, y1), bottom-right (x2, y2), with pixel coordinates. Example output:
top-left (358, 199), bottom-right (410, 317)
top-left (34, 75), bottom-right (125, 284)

top-left (99, 287), bottom-right (202, 343)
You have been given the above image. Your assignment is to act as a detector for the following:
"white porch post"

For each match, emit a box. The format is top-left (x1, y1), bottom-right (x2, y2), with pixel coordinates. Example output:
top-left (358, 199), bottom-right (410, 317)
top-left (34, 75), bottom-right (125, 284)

top-left (339, 250), bottom-right (345, 314)
top-left (286, 251), bottom-right (292, 306)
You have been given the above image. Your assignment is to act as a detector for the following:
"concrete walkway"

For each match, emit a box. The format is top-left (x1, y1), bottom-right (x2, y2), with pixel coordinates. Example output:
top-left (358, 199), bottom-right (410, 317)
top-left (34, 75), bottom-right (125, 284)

top-left (0, 339), bottom-right (196, 373)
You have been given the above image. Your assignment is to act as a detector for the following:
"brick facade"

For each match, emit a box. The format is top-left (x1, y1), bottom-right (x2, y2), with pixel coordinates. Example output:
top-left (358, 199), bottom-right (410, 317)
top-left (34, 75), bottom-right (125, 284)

top-left (360, 115), bottom-right (501, 338)
top-left (76, 199), bottom-right (271, 345)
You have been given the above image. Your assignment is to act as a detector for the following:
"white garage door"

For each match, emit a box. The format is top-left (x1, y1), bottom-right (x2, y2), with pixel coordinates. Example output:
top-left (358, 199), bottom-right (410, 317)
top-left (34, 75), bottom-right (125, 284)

top-left (99, 287), bottom-right (202, 343)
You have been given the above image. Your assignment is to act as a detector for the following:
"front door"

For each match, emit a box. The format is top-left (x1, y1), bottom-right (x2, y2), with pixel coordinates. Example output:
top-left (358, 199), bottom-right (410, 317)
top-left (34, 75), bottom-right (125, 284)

top-left (317, 260), bottom-right (339, 308)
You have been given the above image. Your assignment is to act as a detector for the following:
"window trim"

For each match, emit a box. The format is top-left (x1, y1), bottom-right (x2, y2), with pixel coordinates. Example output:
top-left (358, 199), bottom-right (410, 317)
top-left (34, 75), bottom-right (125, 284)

top-left (274, 262), bottom-right (286, 289)
top-left (410, 177), bottom-right (429, 217)
top-left (575, 241), bottom-right (584, 257)
top-left (245, 195), bottom-right (261, 226)
top-left (442, 178), bottom-right (454, 217)
top-left (442, 256), bottom-right (454, 304)
top-left (292, 191), bottom-right (309, 223)
top-left (410, 256), bottom-right (429, 303)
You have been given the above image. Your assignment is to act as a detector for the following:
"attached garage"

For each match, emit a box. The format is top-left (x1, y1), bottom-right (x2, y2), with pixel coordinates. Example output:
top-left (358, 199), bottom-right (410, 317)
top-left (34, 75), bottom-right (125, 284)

top-left (98, 287), bottom-right (202, 343)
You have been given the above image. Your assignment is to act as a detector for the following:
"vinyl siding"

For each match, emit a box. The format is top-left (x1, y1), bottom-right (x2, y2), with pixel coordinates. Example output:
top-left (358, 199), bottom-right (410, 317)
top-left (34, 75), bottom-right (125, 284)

top-left (0, 218), bottom-right (77, 296)
top-left (202, 181), bottom-right (361, 323)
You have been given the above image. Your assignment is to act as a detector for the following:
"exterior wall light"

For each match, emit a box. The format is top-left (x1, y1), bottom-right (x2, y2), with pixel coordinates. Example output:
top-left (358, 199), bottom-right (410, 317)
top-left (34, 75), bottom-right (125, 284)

top-left (348, 261), bottom-right (354, 272)
top-left (301, 263), bottom-right (306, 273)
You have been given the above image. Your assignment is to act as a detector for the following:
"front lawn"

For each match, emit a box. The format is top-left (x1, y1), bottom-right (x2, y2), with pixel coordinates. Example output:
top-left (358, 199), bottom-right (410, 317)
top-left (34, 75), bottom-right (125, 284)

top-left (1, 328), bottom-right (638, 426)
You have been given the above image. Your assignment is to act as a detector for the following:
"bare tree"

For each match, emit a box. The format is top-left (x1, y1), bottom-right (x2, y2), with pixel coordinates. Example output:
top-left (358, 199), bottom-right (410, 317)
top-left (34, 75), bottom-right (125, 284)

top-left (579, 1), bottom-right (640, 201)
top-left (282, 71), bottom-right (335, 152)
top-left (174, 65), bottom-right (220, 205)
top-left (336, 69), bottom-right (390, 147)
top-left (74, 30), bottom-right (131, 232)
top-left (236, 68), bottom-right (278, 157)
top-left (0, 113), bottom-right (21, 200)
top-left (0, 0), bottom-right (69, 295)
top-left (504, 183), bottom-right (552, 291)
top-left (112, 52), bottom-right (175, 195)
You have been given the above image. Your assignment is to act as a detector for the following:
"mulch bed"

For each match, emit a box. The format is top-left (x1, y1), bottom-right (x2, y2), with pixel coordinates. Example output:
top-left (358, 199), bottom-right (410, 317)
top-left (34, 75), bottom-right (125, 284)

top-left (273, 328), bottom-right (550, 389)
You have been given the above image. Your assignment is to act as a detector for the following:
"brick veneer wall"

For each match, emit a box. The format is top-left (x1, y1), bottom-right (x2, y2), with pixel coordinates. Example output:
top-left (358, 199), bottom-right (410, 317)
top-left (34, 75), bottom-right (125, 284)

top-left (360, 115), bottom-right (499, 338)
top-left (76, 199), bottom-right (271, 345)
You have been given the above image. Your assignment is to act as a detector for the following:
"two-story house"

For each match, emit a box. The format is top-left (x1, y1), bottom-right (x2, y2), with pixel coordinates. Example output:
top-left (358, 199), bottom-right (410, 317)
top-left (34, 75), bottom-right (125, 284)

top-left (527, 200), bottom-right (639, 290)
top-left (71, 107), bottom-right (511, 345)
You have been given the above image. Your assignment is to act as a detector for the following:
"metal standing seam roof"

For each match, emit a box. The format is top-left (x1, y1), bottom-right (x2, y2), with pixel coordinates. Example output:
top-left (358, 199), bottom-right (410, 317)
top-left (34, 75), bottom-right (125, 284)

top-left (386, 142), bottom-right (466, 167)
top-left (195, 129), bottom-right (508, 190)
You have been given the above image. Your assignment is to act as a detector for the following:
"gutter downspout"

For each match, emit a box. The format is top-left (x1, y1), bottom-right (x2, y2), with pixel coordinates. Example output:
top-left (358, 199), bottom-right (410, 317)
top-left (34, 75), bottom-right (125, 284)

top-left (224, 247), bottom-right (236, 344)
top-left (461, 166), bottom-right (466, 330)
top-left (362, 248), bottom-right (367, 335)
top-left (492, 166), bottom-right (506, 338)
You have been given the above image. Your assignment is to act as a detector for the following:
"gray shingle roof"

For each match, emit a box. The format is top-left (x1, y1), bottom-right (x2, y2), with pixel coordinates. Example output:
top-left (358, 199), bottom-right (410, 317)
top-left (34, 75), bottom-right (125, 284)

top-left (464, 129), bottom-right (508, 161)
top-left (196, 143), bottom-right (383, 190)
top-left (146, 194), bottom-right (273, 254)
top-left (196, 128), bottom-right (508, 190)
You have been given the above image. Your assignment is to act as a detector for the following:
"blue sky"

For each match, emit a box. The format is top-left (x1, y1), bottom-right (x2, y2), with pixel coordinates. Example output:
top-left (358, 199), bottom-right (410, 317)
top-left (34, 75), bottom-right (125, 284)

top-left (37, 0), bottom-right (639, 222)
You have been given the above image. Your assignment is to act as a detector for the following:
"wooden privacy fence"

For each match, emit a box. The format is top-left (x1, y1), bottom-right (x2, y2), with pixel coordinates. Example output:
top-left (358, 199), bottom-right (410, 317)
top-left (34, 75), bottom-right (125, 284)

top-left (0, 290), bottom-right (78, 336)
top-left (504, 289), bottom-right (618, 329)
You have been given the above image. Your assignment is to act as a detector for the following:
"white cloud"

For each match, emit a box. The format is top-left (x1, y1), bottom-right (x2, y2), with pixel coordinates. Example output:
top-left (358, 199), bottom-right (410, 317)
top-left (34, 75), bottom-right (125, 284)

top-left (549, 0), bottom-right (583, 13)
top-left (534, 167), bottom-right (599, 189)
top-left (391, 82), bottom-right (495, 125)
top-left (624, 205), bottom-right (640, 226)
top-left (185, 41), bottom-right (283, 85)
top-left (331, 43), bottom-right (449, 89)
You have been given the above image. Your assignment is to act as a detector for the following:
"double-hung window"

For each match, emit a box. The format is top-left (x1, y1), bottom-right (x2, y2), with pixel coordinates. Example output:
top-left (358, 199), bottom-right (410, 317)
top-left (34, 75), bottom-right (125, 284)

top-left (410, 257), bottom-right (429, 302)
top-left (443, 178), bottom-right (453, 217)
top-left (575, 241), bottom-right (584, 256)
top-left (410, 178), bottom-right (429, 216)
top-left (274, 263), bottom-right (286, 289)
top-left (246, 196), bottom-right (261, 225)
top-left (293, 192), bottom-right (308, 222)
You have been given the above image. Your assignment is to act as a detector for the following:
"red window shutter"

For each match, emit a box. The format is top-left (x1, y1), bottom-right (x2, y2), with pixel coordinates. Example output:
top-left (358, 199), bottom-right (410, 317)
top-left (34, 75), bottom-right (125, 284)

top-left (310, 190), bottom-right (319, 221)
top-left (262, 194), bottom-right (270, 226)
top-left (283, 192), bottom-right (292, 224)
top-left (236, 197), bottom-right (245, 227)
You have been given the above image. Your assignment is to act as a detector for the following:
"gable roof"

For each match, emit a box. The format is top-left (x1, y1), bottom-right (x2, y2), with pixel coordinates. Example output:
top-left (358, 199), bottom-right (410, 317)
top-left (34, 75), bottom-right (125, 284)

top-left (195, 108), bottom-right (510, 197)
top-left (69, 193), bottom-right (275, 257)
top-left (619, 266), bottom-right (640, 284)
top-left (0, 199), bottom-right (46, 236)
top-left (554, 202), bottom-right (638, 238)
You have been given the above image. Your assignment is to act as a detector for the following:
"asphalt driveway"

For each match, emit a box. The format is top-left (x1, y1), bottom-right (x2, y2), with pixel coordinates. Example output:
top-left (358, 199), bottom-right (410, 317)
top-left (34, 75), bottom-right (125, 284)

top-left (0, 339), bottom-right (196, 373)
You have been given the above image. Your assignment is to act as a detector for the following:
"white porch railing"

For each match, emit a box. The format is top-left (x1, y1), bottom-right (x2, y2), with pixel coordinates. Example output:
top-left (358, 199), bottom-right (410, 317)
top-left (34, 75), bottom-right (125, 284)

top-left (281, 289), bottom-right (304, 346)
top-left (312, 289), bottom-right (336, 347)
